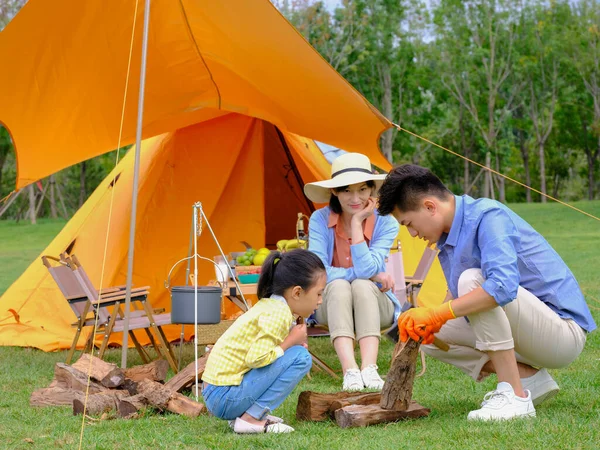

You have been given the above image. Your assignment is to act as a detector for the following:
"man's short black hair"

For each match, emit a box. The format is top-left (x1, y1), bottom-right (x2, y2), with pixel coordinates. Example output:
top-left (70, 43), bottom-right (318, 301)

top-left (329, 180), bottom-right (376, 214)
top-left (377, 164), bottom-right (452, 215)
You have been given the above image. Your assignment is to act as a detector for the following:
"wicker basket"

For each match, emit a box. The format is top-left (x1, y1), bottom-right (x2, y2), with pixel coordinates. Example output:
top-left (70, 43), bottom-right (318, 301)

top-left (196, 319), bottom-right (236, 346)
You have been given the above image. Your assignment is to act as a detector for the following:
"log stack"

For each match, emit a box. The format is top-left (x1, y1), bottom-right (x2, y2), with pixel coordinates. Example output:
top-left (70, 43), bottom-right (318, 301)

top-left (30, 354), bottom-right (209, 419)
top-left (297, 338), bottom-right (430, 428)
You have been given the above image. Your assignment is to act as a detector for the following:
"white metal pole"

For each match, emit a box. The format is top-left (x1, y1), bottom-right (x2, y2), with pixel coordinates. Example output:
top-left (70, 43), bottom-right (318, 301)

top-left (122, 0), bottom-right (151, 369)
top-left (193, 203), bottom-right (200, 401)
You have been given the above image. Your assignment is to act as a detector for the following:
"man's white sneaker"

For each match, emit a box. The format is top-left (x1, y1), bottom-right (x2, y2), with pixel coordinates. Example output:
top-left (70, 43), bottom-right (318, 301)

top-left (342, 368), bottom-right (364, 391)
top-left (467, 382), bottom-right (536, 421)
top-left (521, 368), bottom-right (559, 406)
top-left (361, 364), bottom-right (385, 390)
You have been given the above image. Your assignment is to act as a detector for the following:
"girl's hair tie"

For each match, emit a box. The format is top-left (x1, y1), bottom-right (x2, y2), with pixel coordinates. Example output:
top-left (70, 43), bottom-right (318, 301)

top-left (273, 257), bottom-right (281, 265)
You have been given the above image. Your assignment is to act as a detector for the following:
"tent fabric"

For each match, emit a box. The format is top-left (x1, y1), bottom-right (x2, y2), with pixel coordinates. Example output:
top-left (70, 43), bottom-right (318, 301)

top-left (0, 0), bottom-right (390, 189)
top-left (0, 114), bottom-right (447, 351)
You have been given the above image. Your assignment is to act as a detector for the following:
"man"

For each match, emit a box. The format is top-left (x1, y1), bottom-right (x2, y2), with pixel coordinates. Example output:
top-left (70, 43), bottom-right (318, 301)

top-left (377, 164), bottom-right (595, 420)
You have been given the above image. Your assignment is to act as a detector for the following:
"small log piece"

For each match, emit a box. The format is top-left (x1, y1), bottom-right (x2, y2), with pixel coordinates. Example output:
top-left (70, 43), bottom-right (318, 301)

top-left (164, 354), bottom-right (208, 393)
top-left (297, 391), bottom-right (367, 421)
top-left (54, 363), bottom-right (107, 394)
top-left (124, 360), bottom-right (169, 383)
top-left (72, 390), bottom-right (130, 416)
top-left (335, 402), bottom-right (430, 428)
top-left (71, 354), bottom-right (125, 388)
top-left (380, 338), bottom-right (421, 411)
top-left (118, 394), bottom-right (148, 418)
top-left (137, 379), bottom-right (205, 418)
top-left (328, 393), bottom-right (381, 414)
top-left (167, 392), bottom-right (206, 418)
top-left (30, 387), bottom-right (84, 407)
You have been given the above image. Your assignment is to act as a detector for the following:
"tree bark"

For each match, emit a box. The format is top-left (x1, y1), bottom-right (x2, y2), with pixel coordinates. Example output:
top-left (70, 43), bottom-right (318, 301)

top-left (71, 354), bottom-right (125, 388)
top-left (124, 359), bottom-right (169, 383)
top-left (296, 391), bottom-right (366, 422)
top-left (334, 402), bottom-right (430, 428)
top-left (30, 387), bottom-right (84, 407)
top-left (53, 363), bottom-right (107, 394)
top-left (380, 338), bottom-right (421, 411)
top-left (164, 354), bottom-right (208, 393)
top-left (72, 390), bottom-right (130, 416)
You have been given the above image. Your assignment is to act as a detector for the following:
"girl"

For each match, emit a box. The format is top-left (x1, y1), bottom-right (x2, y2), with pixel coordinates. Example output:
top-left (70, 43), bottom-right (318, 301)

top-left (202, 249), bottom-right (326, 434)
top-left (304, 152), bottom-right (401, 391)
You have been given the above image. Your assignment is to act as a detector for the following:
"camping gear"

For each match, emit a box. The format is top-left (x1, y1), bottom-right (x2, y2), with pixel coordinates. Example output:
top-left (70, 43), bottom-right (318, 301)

top-left (170, 286), bottom-right (222, 325)
top-left (0, 0), bottom-right (448, 352)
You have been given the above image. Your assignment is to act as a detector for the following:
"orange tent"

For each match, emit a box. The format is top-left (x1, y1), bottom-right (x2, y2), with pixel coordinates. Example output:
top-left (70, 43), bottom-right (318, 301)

top-left (0, 0), bottom-right (390, 189)
top-left (0, 1), bottom-right (447, 351)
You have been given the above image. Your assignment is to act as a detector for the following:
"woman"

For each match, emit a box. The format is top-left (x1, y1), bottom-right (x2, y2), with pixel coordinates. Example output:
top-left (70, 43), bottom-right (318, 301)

top-left (304, 152), bottom-right (401, 391)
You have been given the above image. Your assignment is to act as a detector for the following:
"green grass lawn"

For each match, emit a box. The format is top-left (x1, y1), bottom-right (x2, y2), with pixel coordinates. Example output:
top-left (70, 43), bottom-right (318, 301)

top-left (0, 203), bottom-right (599, 450)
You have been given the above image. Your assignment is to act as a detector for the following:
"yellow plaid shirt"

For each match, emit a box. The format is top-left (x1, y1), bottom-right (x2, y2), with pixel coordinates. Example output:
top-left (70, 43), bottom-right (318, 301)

top-left (202, 297), bottom-right (294, 386)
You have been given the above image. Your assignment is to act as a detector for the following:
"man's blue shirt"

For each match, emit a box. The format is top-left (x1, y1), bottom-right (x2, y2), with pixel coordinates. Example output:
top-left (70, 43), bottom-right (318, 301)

top-left (437, 195), bottom-right (596, 332)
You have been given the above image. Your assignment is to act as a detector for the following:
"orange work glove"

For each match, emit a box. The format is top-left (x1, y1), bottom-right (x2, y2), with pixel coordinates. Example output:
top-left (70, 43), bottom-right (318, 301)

top-left (398, 302), bottom-right (456, 343)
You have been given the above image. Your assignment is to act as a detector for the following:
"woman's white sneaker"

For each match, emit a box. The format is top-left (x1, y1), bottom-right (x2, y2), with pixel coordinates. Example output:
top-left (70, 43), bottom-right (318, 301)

top-left (342, 368), bottom-right (364, 391)
top-left (521, 368), bottom-right (559, 406)
top-left (467, 382), bottom-right (536, 421)
top-left (361, 364), bottom-right (385, 390)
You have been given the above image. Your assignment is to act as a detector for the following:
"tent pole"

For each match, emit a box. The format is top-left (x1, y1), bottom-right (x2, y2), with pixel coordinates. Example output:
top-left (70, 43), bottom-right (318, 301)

top-left (122, 0), bottom-right (151, 369)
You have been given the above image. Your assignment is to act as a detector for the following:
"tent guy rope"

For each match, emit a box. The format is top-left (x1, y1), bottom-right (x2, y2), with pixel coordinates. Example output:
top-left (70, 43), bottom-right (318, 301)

top-left (77, 0), bottom-right (141, 448)
top-left (392, 123), bottom-right (600, 223)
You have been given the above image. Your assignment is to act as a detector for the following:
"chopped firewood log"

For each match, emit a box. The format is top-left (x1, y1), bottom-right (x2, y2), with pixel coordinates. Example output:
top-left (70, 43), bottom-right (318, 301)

top-left (124, 360), bottom-right (169, 383)
top-left (380, 338), bottom-right (421, 411)
top-left (136, 379), bottom-right (205, 418)
top-left (164, 354), bottom-right (208, 393)
top-left (328, 393), bottom-right (381, 414)
top-left (72, 390), bottom-right (131, 416)
top-left (335, 402), bottom-right (430, 428)
top-left (121, 378), bottom-right (139, 396)
top-left (118, 394), bottom-right (148, 418)
top-left (137, 379), bottom-right (172, 409)
top-left (30, 387), bottom-right (84, 407)
top-left (167, 392), bottom-right (206, 418)
top-left (296, 391), bottom-right (369, 422)
top-left (54, 363), bottom-right (107, 394)
top-left (71, 354), bottom-right (125, 388)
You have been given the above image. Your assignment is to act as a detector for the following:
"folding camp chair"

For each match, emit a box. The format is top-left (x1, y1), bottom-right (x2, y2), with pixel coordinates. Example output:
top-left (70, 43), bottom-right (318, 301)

top-left (42, 255), bottom-right (177, 372)
top-left (385, 240), bottom-right (439, 308)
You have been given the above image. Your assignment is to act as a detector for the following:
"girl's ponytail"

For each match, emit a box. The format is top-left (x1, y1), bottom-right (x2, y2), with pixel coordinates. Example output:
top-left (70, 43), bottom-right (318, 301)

top-left (257, 251), bottom-right (283, 299)
top-left (256, 248), bottom-right (325, 299)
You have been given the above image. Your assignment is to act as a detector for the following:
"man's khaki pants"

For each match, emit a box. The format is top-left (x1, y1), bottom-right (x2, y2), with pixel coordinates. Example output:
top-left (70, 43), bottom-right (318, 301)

top-left (423, 268), bottom-right (587, 381)
top-left (314, 279), bottom-right (395, 342)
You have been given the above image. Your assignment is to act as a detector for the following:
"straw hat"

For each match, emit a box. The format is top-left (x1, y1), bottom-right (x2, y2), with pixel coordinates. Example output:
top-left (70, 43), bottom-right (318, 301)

top-left (304, 153), bottom-right (387, 204)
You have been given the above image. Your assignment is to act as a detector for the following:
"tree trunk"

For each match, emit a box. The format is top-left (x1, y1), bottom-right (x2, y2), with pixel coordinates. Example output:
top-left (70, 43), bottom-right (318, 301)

top-left (587, 150), bottom-right (595, 200)
top-left (49, 174), bottom-right (58, 218)
top-left (27, 184), bottom-right (37, 224)
top-left (519, 131), bottom-right (532, 203)
top-left (380, 63), bottom-right (393, 162)
top-left (484, 153), bottom-right (491, 198)
top-left (79, 161), bottom-right (86, 208)
top-left (537, 141), bottom-right (546, 203)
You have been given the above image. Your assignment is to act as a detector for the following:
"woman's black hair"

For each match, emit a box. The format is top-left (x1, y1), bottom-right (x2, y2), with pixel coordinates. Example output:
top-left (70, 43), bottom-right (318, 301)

top-left (329, 180), bottom-right (376, 214)
top-left (257, 248), bottom-right (326, 299)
